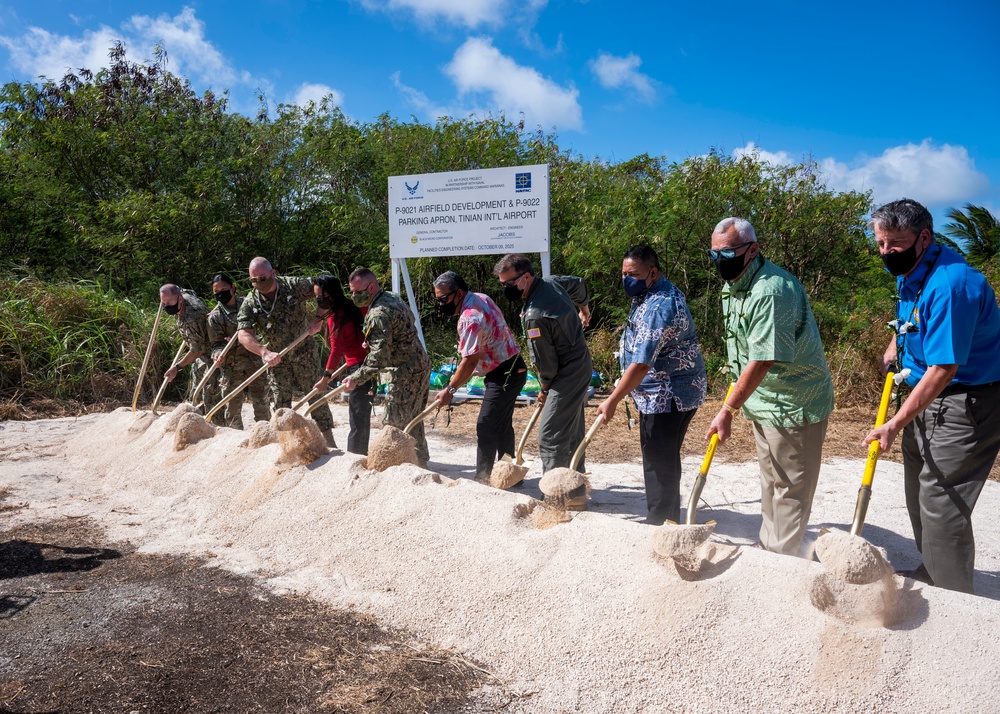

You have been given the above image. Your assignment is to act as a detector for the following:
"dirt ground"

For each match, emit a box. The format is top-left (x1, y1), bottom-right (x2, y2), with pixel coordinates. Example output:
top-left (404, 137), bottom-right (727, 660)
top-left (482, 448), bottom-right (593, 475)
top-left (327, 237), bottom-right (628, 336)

top-left (0, 513), bottom-right (511, 713)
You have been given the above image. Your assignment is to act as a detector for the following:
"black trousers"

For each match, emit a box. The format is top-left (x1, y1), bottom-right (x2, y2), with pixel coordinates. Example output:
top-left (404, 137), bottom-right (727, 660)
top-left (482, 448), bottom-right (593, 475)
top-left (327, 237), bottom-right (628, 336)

top-left (476, 354), bottom-right (528, 477)
top-left (640, 404), bottom-right (697, 525)
top-left (348, 379), bottom-right (373, 455)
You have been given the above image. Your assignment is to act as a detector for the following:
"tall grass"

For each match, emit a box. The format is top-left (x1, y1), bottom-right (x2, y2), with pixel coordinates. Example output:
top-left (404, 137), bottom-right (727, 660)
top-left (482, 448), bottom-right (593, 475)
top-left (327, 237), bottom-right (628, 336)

top-left (0, 269), bottom-right (182, 417)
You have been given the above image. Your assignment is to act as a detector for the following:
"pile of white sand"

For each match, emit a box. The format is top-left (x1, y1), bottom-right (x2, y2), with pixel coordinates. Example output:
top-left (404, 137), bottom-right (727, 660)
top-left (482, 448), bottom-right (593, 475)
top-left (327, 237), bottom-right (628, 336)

top-left (3, 406), bottom-right (1000, 712)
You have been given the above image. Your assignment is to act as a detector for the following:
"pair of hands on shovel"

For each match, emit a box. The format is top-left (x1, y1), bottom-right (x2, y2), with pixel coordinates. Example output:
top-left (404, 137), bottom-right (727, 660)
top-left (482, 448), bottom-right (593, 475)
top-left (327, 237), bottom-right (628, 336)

top-left (237, 316), bottom-right (325, 369)
top-left (596, 363), bottom-right (651, 424)
top-left (705, 360), bottom-right (773, 444)
top-left (862, 343), bottom-right (958, 452)
top-left (164, 349), bottom-right (202, 382)
top-left (432, 353), bottom-right (481, 407)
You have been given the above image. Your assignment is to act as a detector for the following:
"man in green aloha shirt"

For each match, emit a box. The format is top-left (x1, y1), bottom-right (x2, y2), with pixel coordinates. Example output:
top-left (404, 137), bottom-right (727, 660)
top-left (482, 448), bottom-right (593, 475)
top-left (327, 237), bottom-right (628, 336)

top-left (705, 217), bottom-right (834, 557)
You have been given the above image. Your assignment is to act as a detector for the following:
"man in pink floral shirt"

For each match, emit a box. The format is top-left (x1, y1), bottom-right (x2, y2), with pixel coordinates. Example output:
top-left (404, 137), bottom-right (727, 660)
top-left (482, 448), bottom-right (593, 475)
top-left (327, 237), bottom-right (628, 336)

top-left (433, 271), bottom-right (528, 479)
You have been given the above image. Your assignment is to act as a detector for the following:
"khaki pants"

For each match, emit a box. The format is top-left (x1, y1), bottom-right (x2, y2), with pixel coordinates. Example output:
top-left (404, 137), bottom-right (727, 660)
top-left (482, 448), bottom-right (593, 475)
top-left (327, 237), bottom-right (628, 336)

top-left (752, 418), bottom-right (828, 557)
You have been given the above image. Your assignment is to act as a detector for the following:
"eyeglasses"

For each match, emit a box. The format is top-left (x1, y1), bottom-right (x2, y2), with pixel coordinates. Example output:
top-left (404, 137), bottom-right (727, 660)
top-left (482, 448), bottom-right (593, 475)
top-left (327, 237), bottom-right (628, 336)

top-left (433, 292), bottom-right (456, 305)
top-left (350, 284), bottom-right (371, 298)
top-left (249, 274), bottom-right (272, 284)
top-left (707, 241), bottom-right (755, 262)
top-left (500, 271), bottom-right (525, 288)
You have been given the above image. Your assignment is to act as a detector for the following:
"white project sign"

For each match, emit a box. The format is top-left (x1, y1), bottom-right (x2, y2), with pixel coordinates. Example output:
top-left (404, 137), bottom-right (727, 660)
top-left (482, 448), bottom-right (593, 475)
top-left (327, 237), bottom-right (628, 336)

top-left (388, 164), bottom-right (550, 259)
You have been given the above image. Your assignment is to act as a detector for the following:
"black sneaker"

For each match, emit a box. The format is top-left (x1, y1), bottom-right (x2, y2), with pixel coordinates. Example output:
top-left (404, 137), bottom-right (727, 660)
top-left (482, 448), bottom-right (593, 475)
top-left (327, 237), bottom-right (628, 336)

top-left (895, 563), bottom-right (934, 585)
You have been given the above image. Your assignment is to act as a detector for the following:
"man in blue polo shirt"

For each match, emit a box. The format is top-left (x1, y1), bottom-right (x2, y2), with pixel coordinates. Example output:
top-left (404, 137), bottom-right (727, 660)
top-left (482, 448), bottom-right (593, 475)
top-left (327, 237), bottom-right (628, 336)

top-left (865, 198), bottom-right (1000, 594)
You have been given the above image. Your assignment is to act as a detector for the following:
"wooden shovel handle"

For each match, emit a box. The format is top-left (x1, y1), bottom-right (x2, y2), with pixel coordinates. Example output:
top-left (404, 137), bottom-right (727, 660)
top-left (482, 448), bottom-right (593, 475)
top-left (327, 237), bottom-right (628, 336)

top-left (132, 303), bottom-right (164, 411)
top-left (151, 341), bottom-right (187, 415)
top-left (403, 402), bottom-right (440, 435)
top-left (192, 331), bottom-right (241, 405)
top-left (202, 328), bottom-right (312, 423)
top-left (569, 415), bottom-right (603, 472)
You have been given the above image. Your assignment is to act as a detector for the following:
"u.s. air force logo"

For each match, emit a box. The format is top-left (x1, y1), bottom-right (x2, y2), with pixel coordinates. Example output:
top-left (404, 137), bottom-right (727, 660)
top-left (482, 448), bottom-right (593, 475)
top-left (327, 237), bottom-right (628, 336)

top-left (405, 180), bottom-right (420, 196)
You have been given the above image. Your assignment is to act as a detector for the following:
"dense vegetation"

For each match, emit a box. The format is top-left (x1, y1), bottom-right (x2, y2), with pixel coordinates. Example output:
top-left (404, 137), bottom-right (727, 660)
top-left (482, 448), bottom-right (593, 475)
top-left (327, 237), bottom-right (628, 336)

top-left (1, 46), bottom-right (996, 416)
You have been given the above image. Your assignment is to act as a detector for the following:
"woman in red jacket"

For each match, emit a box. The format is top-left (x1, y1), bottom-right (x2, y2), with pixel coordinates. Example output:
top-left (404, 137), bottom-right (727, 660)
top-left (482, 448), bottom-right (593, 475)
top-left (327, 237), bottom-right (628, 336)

top-left (313, 275), bottom-right (371, 455)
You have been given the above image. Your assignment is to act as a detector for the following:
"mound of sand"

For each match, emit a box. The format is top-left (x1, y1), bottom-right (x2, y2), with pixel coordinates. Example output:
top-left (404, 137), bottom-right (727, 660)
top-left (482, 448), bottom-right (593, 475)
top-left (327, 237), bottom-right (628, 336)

top-left (173, 411), bottom-right (216, 450)
top-left (810, 571), bottom-right (900, 628)
top-left (539, 467), bottom-right (590, 510)
top-left (489, 460), bottom-right (527, 489)
top-left (365, 425), bottom-right (418, 471)
top-left (241, 420), bottom-right (277, 449)
top-left (814, 530), bottom-right (892, 585)
top-left (162, 402), bottom-right (201, 433)
top-left (272, 408), bottom-right (328, 465)
top-left (651, 522), bottom-right (716, 559)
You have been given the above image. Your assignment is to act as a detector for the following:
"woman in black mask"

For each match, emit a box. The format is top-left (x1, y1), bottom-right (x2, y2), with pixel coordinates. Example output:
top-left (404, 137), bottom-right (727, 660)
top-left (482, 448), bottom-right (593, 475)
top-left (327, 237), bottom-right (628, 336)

top-left (312, 275), bottom-right (371, 455)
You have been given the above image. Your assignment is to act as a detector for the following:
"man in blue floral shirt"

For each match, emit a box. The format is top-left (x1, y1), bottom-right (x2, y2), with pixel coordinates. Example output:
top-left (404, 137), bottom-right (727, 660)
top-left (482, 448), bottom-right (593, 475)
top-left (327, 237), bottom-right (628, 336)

top-left (597, 245), bottom-right (707, 524)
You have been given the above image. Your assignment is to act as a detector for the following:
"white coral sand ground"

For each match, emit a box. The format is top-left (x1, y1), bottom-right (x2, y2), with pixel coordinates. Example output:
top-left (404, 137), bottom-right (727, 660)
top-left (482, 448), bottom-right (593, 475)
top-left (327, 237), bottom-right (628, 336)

top-left (2, 405), bottom-right (1000, 713)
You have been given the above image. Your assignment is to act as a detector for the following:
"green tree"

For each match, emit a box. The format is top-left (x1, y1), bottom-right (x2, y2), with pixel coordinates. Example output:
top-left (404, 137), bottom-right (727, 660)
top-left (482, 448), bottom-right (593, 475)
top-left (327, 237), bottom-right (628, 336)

top-left (940, 204), bottom-right (1000, 268)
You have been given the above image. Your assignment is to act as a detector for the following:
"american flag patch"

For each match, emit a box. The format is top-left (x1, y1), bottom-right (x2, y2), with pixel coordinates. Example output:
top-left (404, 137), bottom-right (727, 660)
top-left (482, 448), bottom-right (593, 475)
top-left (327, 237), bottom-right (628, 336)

top-left (527, 327), bottom-right (541, 339)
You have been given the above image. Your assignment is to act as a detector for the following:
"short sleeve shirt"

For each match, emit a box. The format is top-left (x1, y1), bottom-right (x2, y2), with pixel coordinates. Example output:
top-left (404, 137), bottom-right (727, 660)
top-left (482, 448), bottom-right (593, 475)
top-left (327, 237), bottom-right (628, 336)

top-left (896, 243), bottom-right (1000, 386)
top-left (456, 292), bottom-right (519, 375)
top-left (620, 276), bottom-right (707, 413)
top-left (722, 256), bottom-right (834, 427)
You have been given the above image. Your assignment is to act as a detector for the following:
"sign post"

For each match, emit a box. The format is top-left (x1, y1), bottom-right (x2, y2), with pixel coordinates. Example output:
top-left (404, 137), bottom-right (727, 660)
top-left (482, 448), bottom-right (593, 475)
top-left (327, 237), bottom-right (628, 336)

top-left (387, 164), bottom-right (551, 346)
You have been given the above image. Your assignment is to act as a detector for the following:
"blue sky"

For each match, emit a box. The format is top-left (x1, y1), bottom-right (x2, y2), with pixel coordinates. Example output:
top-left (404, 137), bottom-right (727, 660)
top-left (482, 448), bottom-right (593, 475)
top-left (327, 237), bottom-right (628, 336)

top-left (1, 0), bottom-right (998, 224)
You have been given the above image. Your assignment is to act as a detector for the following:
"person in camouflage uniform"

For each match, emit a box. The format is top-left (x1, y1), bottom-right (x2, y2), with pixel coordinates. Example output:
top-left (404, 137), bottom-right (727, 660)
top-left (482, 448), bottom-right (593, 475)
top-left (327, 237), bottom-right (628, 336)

top-left (159, 284), bottom-right (224, 425)
top-left (207, 274), bottom-right (271, 430)
top-left (236, 257), bottom-right (336, 445)
top-left (342, 268), bottom-right (432, 465)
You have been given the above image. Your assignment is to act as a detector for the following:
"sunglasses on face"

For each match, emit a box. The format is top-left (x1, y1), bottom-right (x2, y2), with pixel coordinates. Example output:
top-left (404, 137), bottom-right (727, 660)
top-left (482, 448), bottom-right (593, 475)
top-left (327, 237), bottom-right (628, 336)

top-left (249, 274), bottom-right (272, 284)
top-left (706, 241), bottom-right (755, 262)
top-left (500, 272), bottom-right (525, 289)
top-left (433, 292), bottom-right (456, 305)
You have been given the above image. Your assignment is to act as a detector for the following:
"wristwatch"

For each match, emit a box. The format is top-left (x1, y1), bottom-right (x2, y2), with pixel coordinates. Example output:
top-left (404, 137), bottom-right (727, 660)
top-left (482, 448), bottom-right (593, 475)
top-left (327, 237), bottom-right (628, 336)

top-left (324, 371), bottom-right (333, 379)
top-left (447, 385), bottom-right (457, 394)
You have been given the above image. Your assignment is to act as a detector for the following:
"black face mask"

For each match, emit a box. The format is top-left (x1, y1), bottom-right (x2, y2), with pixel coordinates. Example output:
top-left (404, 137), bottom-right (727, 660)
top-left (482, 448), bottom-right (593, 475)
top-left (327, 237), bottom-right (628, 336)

top-left (715, 253), bottom-right (750, 282)
top-left (163, 301), bottom-right (180, 315)
top-left (503, 285), bottom-right (524, 302)
top-left (435, 297), bottom-right (457, 317)
top-left (316, 296), bottom-right (333, 311)
top-left (882, 237), bottom-right (924, 277)
top-left (214, 290), bottom-right (232, 305)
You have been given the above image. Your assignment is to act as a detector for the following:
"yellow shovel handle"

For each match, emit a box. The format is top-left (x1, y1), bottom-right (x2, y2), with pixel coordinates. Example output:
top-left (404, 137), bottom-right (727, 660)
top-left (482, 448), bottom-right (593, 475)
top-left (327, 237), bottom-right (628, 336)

top-left (861, 371), bottom-right (895, 488)
top-left (699, 382), bottom-right (736, 475)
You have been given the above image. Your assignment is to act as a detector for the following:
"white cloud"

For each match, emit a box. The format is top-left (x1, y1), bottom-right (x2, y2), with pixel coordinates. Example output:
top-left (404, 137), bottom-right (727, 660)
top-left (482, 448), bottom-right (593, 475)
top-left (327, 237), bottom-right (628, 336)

top-left (290, 82), bottom-right (344, 109)
top-left (819, 140), bottom-right (989, 207)
top-left (0, 7), bottom-right (353, 116)
top-left (391, 71), bottom-right (452, 119)
top-left (359, 0), bottom-right (546, 29)
top-left (735, 140), bottom-right (990, 208)
top-left (733, 141), bottom-right (795, 167)
top-left (589, 51), bottom-right (657, 102)
top-left (442, 36), bottom-right (582, 130)
top-left (0, 24), bottom-right (119, 80)
top-left (123, 7), bottom-right (237, 87)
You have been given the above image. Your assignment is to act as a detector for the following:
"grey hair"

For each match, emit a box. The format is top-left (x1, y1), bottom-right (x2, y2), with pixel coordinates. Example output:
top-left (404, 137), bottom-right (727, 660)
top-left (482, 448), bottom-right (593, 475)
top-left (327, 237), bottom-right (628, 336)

top-left (713, 217), bottom-right (757, 243)
top-left (159, 283), bottom-right (181, 298)
top-left (493, 253), bottom-right (534, 277)
top-left (869, 198), bottom-right (933, 236)
top-left (433, 270), bottom-right (469, 293)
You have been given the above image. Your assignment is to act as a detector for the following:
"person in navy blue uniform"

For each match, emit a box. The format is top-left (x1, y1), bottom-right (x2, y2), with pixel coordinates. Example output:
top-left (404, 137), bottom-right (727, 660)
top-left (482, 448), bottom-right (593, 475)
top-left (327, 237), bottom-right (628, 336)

top-left (865, 198), bottom-right (1000, 593)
